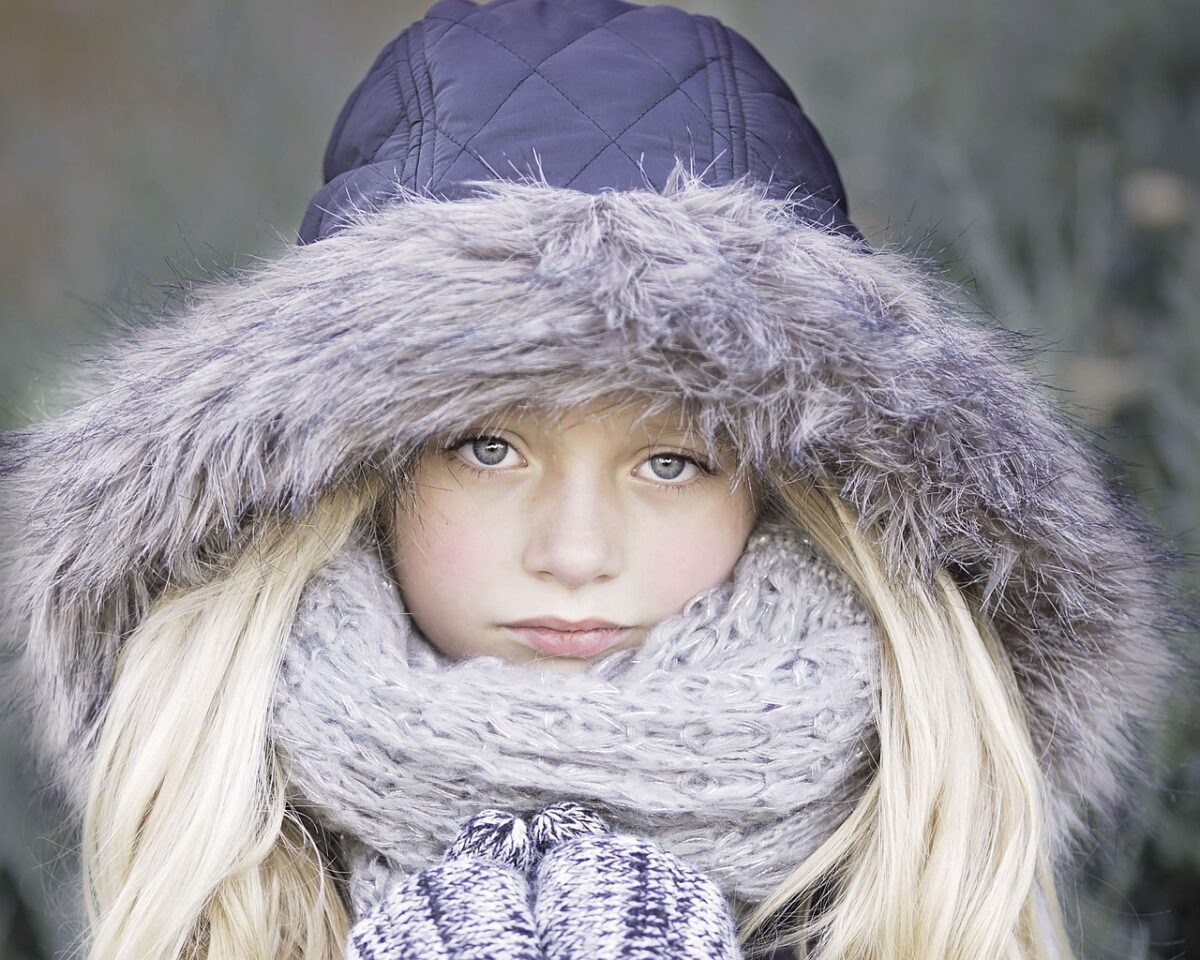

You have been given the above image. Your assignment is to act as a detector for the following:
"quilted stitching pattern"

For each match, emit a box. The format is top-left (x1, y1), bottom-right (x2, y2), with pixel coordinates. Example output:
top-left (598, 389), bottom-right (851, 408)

top-left (423, 5), bottom-right (640, 184)
top-left (419, 0), bottom-right (716, 193)
top-left (298, 0), bottom-right (858, 244)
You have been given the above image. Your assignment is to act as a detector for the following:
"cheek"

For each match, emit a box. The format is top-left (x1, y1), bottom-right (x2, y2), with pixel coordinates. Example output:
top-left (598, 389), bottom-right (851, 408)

top-left (390, 489), bottom-right (512, 635)
top-left (394, 503), bottom-right (497, 593)
top-left (400, 515), bottom-right (487, 582)
top-left (633, 494), bottom-right (754, 613)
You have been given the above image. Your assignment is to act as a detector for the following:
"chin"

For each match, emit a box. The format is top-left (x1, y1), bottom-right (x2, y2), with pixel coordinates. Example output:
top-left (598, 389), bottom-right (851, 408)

top-left (525, 655), bottom-right (593, 674)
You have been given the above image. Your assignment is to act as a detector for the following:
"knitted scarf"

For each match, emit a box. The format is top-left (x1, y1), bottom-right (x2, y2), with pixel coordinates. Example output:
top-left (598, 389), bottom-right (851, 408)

top-left (272, 516), bottom-right (879, 944)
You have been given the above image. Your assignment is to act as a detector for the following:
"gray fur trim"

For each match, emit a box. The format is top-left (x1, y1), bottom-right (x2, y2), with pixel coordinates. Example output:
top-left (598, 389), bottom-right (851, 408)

top-left (0, 168), bottom-right (1186, 854)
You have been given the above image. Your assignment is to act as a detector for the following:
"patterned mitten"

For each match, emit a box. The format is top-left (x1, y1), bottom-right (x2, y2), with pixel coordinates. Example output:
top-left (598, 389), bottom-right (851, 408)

top-left (345, 809), bottom-right (541, 960)
top-left (529, 802), bottom-right (745, 960)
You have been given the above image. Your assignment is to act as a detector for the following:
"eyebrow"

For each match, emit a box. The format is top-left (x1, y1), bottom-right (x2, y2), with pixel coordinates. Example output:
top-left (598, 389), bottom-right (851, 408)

top-left (641, 422), bottom-right (702, 442)
top-left (623, 405), bottom-right (697, 431)
top-left (455, 404), bottom-right (705, 443)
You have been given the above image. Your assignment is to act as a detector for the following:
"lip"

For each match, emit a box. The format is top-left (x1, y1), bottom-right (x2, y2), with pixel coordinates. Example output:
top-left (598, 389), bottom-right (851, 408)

top-left (502, 617), bottom-right (632, 658)
top-left (506, 616), bottom-right (624, 631)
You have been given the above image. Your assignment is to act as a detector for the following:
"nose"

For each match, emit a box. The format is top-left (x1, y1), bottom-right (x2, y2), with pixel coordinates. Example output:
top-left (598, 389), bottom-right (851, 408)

top-left (522, 469), bottom-right (622, 589)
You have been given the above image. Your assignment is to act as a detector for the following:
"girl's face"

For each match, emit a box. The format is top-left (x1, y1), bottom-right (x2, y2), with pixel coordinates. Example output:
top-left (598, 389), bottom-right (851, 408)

top-left (389, 399), bottom-right (758, 673)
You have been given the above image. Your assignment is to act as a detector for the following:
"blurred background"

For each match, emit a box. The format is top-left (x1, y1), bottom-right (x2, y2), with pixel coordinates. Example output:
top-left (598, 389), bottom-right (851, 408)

top-left (1, 0), bottom-right (1196, 957)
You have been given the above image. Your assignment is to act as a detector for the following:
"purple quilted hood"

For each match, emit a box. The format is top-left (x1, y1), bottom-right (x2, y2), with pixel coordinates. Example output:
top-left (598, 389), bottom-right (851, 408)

top-left (299, 0), bottom-right (861, 244)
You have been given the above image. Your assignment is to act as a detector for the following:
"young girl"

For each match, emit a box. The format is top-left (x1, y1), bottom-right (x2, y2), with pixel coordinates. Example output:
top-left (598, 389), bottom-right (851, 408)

top-left (0, 0), bottom-right (1187, 958)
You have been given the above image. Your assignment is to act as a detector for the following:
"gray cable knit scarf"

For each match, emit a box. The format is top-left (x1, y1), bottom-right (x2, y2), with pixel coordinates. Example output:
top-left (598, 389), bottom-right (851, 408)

top-left (272, 517), bottom-right (879, 918)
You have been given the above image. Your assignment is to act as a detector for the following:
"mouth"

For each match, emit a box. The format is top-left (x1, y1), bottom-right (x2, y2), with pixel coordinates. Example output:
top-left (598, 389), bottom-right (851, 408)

top-left (501, 618), bottom-right (632, 658)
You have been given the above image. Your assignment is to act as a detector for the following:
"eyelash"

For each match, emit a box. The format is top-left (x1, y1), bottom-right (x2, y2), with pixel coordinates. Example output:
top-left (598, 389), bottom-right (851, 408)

top-left (443, 435), bottom-right (718, 493)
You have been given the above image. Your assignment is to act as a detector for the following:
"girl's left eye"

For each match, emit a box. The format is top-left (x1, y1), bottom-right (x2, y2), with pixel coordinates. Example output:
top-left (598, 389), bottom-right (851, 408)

top-left (634, 453), bottom-right (709, 486)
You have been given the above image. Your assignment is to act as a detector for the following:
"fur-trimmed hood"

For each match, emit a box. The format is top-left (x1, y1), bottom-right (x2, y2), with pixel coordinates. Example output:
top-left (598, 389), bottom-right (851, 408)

top-left (0, 0), bottom-right (1187, 868)
top-left (0, 169), bottom-right (1184, 845)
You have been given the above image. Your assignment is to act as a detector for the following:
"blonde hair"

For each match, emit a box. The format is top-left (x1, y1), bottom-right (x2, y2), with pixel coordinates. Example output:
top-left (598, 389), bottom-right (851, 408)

top-left (79, 472), bottom-right (1074, 960)
top-left (81, 485), bottom-right (373, 959)
top-left (738, 477), bottom-right (1075, 960)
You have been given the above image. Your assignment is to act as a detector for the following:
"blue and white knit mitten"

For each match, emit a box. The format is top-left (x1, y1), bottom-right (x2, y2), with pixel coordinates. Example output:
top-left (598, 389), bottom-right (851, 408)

top-left (345, 802), bottom-right (745, 960)
top-left (530, 802), bottom-right (745, 960)
top-left (346, 808), bottom-right (540, 960)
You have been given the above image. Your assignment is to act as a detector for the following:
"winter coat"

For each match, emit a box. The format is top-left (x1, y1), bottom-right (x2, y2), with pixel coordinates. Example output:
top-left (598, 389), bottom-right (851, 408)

top-left (0, 1), bottom-right (1184, 958)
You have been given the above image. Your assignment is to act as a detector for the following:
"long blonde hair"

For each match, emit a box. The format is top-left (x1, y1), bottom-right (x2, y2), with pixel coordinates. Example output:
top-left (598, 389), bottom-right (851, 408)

top-left (79, 471), bottom-right (1074, 960)
top-left (737, 477), bottom-right (1074, 960)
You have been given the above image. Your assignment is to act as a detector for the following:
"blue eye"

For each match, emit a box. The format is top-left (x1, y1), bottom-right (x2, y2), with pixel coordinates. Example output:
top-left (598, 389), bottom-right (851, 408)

top-left (469, 437), bottom-right (510, 466)
top-left (647, 454), bottom-right (689, 481)
top-left (636, 453), bottom-right (711, 486)
top-left (447, 435), bottom-right (523, 474)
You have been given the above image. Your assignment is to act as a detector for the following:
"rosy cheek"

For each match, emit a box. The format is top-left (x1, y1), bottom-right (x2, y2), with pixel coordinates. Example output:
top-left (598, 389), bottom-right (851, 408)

top-left (636, 524), bottom-right (731, 613)
top-left (407, 507), bottom-right (491, 584)
top-left (393, 511), bottom-right (496, 654)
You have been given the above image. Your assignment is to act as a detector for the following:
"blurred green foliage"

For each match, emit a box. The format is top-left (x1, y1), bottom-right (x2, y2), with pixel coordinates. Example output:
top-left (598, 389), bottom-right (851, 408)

top-left (1, 0), bottom-right (1196, 957)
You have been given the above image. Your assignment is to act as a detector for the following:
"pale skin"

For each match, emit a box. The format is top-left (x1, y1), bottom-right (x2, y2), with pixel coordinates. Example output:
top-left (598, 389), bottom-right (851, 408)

top-left (388, 398), bottom-right (759, 673)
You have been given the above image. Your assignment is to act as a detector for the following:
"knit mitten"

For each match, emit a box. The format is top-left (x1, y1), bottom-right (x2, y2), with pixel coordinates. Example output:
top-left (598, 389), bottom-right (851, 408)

top-left (529, 802), bottom-right (745, 960)
top-left (345, 809), bottom-right (541, 960)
